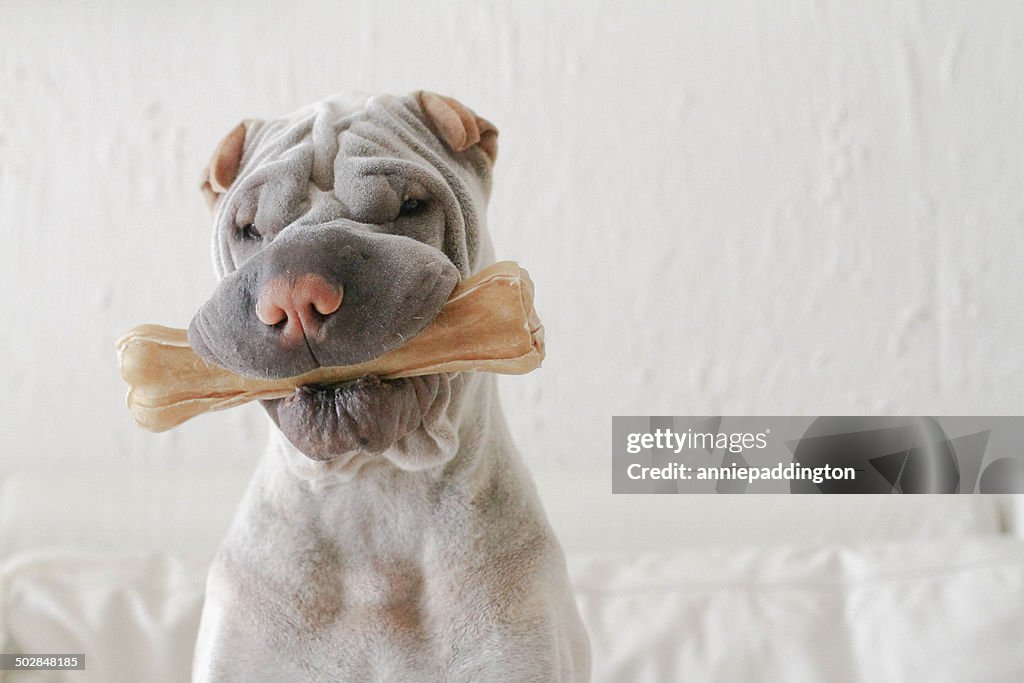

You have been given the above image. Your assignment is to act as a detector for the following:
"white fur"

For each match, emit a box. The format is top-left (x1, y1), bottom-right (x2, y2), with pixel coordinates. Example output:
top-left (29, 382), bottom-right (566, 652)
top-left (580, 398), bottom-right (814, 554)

top-left (194, 374), bottom-right (590, 682)
top-left (192, 93), bottom-right (590, 682)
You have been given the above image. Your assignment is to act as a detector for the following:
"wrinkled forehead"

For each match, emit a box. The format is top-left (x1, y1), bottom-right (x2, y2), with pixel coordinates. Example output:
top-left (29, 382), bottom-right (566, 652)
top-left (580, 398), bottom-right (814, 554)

top-left (246, 92), bottom-right (377, 190)
top-left (215, 92), bottom-right (488, 276)
top-left (235, 92), bottom-right (486, 202)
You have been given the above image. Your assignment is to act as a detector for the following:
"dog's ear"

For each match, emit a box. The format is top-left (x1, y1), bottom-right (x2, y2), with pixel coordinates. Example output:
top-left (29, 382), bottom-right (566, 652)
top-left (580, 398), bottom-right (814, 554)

top-left (200, 120), bottom-right (257, 210)
top-left (416, 92), bottom-right (498, 164)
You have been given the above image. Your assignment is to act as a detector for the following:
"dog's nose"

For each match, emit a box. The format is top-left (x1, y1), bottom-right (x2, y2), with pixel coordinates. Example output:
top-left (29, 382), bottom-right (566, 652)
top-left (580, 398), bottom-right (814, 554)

top-left (255, 274), bottom-right (343, 344)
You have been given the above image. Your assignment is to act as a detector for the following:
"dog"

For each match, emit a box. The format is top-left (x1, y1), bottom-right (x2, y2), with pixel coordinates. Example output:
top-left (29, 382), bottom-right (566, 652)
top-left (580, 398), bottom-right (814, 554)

top-left (188, 91), bottom-right (590, 682)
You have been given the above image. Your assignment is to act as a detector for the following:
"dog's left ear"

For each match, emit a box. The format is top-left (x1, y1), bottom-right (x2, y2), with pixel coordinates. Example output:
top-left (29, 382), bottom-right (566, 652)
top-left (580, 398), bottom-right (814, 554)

top-left (416, 92), bottom-right (498, 164)
top-left (199, 119), bottom-right (259, 210)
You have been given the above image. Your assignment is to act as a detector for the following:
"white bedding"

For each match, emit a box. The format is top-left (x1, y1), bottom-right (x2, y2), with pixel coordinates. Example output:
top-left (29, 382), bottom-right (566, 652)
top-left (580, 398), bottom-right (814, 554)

top-left (2, 537), bottom-right (1022, 682)
top-left (571, 537), bottom-right (1024, 682)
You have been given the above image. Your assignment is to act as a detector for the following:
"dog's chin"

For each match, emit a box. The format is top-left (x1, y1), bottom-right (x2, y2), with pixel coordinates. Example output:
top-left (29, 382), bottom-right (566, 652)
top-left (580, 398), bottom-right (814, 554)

top-left (261, 374), bottom-right (454, 462)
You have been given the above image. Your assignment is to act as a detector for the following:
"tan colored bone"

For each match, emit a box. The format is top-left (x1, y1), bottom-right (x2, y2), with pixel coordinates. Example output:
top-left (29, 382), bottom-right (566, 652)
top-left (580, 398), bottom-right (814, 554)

top-left (117, 261), bottom-right (544, 433)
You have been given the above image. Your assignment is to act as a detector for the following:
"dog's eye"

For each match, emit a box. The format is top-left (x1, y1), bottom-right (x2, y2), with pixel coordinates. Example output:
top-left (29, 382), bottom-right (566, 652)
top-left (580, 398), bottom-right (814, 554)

top-left (239, 223), bottom-right (261, 241)
top-left (398, 198), bottom-right (427, 217)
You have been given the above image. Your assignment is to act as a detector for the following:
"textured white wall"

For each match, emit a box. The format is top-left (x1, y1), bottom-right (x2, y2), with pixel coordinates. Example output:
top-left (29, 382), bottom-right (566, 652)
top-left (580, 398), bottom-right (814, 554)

top-left (2, 1), bottom-right (1023, 486)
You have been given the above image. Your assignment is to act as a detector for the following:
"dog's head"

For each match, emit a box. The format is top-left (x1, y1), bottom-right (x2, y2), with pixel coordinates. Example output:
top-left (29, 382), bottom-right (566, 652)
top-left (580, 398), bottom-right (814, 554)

top-left (188, 92), bottom-right (498, 468)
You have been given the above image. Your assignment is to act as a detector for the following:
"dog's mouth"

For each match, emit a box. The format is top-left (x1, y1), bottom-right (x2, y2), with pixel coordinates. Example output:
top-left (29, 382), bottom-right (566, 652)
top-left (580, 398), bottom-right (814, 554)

top-left (261, 373), bottom-right (454, 462)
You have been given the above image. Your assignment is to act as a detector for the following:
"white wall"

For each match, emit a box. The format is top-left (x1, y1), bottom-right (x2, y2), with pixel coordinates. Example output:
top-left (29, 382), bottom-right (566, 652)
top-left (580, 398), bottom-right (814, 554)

top-left (1, 2), bottom-right (1022, 527)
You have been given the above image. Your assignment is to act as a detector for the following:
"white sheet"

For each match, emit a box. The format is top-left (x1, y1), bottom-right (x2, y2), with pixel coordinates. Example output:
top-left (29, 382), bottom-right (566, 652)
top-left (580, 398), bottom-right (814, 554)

top-left (1, 538), bottom-right (1022, 682)
top-left (0, 552), bottom-right (207, 683)
top-left (571, 537), bottom-right (1024, 682)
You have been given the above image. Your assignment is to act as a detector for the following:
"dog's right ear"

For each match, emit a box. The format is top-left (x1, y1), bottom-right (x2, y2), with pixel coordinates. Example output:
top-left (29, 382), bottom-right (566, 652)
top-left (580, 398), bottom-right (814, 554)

top-left (200, 120), bottom-right (257, 210)
top-left (416, 92), bottom-right (498, 165)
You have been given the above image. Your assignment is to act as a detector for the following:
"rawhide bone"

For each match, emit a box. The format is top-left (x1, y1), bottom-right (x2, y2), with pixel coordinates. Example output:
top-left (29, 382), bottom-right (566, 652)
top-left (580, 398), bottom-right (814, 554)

top-left (117, 261), bottom-right (544, 432)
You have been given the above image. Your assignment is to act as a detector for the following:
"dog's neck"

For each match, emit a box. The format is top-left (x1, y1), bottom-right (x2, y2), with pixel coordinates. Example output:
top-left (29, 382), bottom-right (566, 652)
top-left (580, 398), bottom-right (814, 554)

top-left (242, 373), bottom-right (516, 563)
top-left (264, 371), bottom-right (508, 492)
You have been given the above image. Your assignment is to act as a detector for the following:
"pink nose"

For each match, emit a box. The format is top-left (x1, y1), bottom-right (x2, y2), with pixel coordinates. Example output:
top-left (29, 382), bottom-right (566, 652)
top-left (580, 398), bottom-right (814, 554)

top-left (255, 274), bottom-right (343, 344)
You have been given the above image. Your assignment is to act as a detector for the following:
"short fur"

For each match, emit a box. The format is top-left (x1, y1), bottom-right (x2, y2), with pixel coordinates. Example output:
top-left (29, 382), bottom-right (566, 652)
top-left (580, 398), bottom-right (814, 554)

top-left (191, 92), bottom-right (590, 682)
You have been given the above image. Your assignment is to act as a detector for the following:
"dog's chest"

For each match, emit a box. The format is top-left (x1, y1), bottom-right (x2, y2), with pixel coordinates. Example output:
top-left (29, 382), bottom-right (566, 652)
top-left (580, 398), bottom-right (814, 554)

top-left (214, 466), bottom-right (459, 663)
top-left (212, 530), bottom-right (445, 678)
